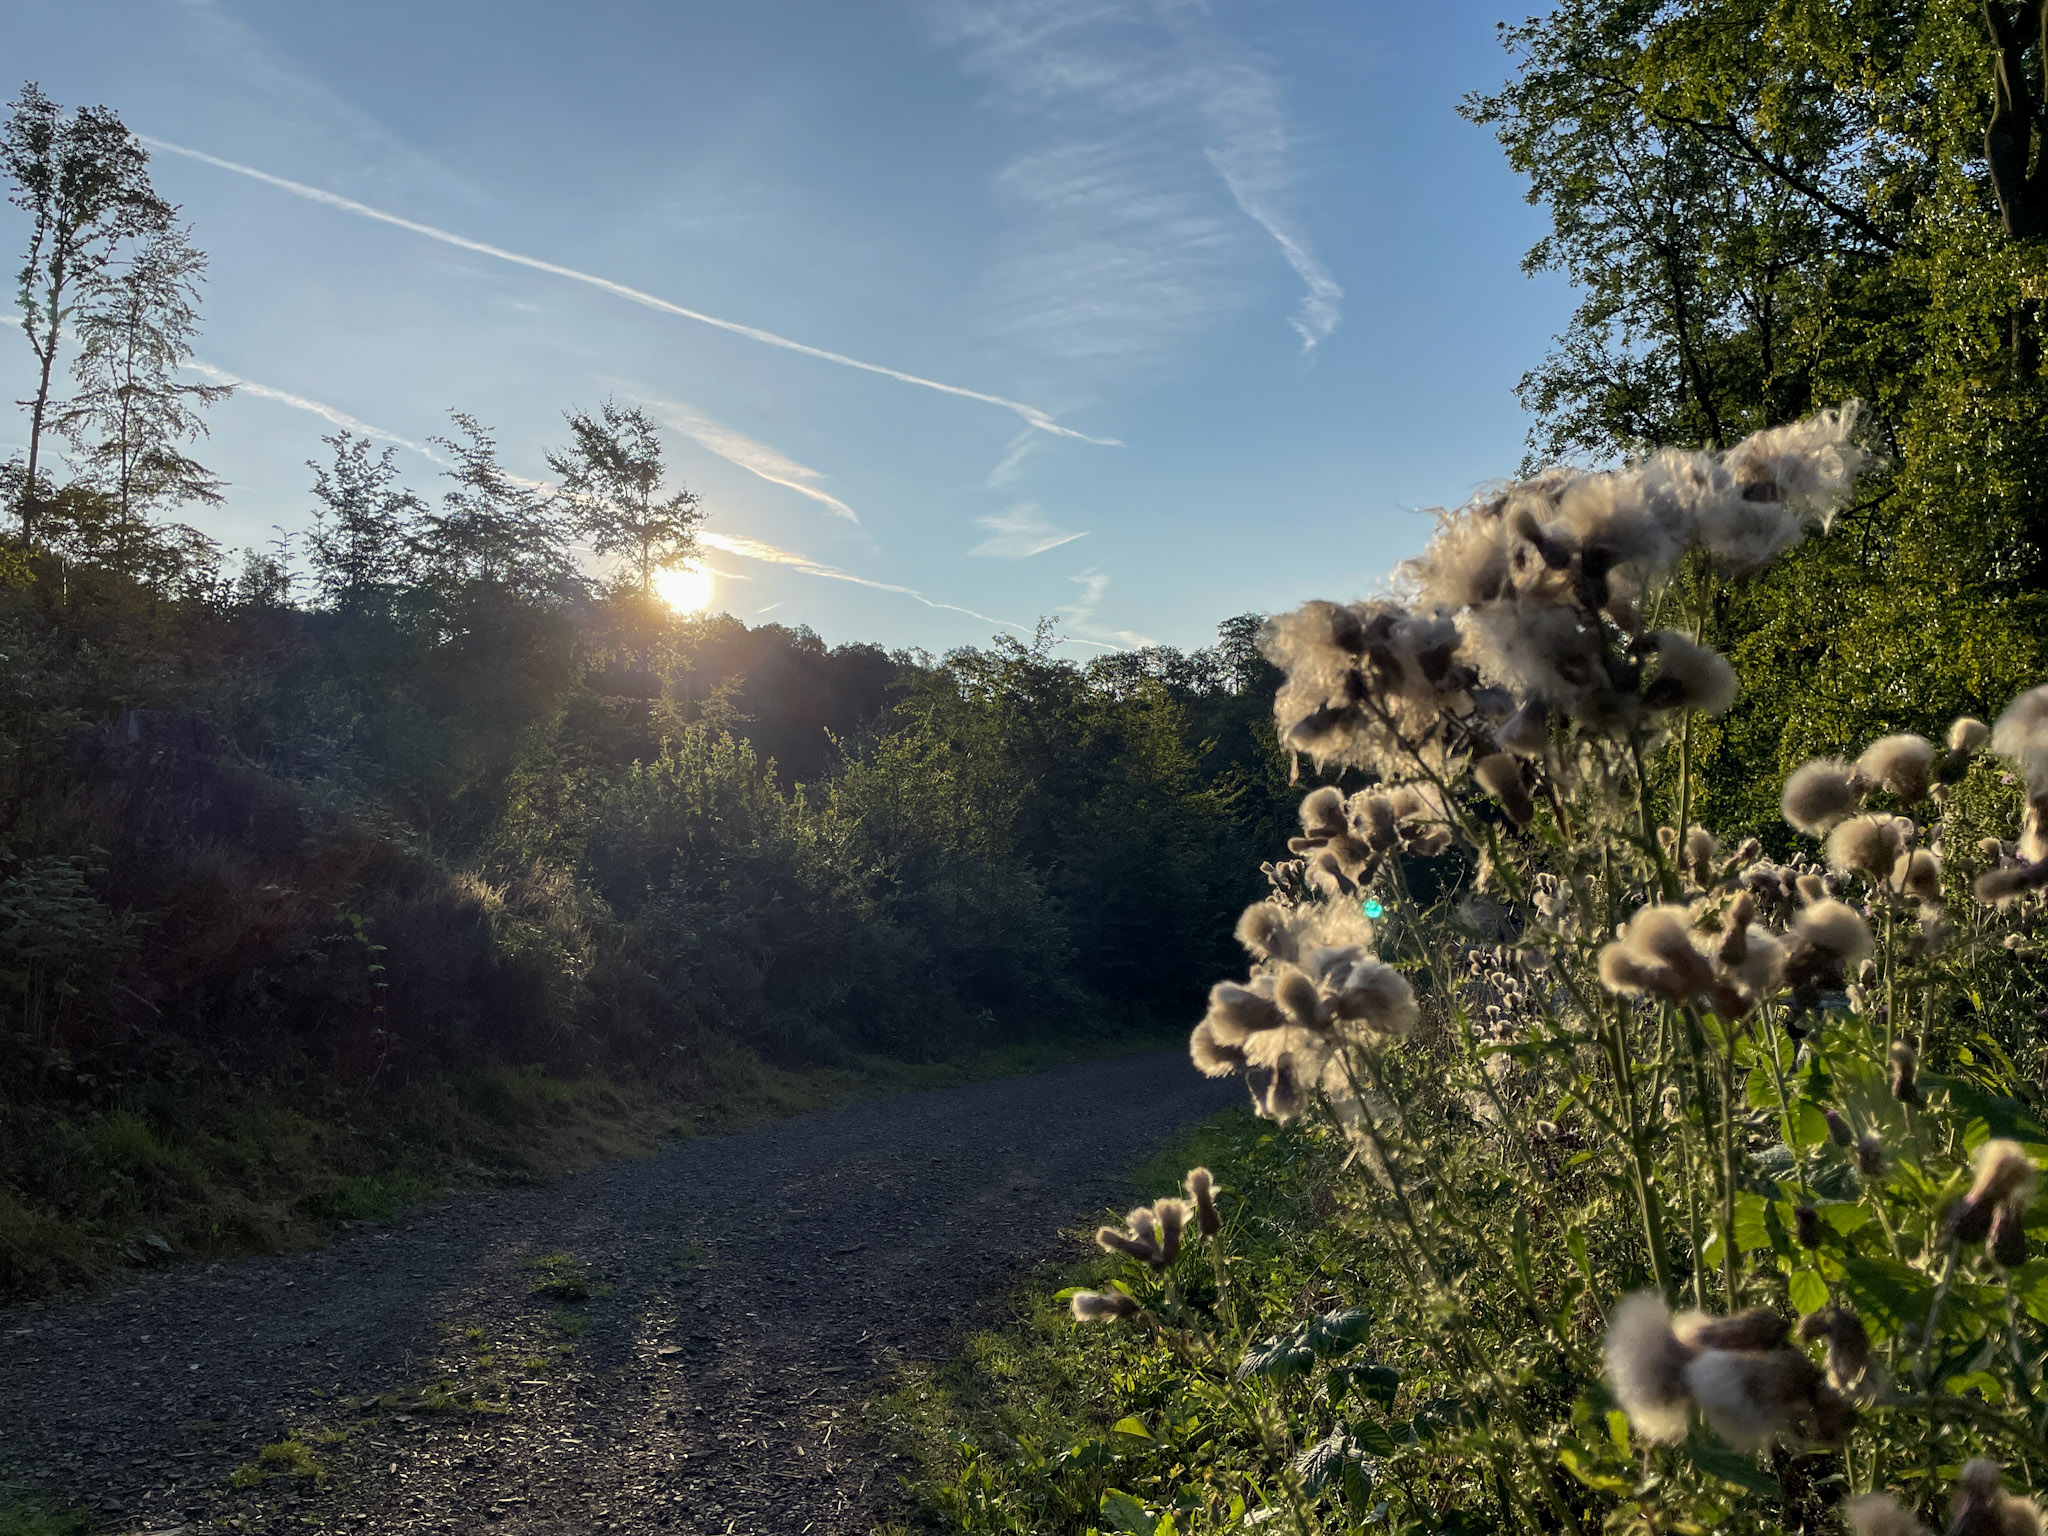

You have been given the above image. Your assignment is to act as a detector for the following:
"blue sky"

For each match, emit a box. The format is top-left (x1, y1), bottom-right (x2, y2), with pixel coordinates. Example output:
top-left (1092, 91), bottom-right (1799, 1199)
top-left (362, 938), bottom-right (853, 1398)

top-left (0, 0), bottom-right (1571, 655)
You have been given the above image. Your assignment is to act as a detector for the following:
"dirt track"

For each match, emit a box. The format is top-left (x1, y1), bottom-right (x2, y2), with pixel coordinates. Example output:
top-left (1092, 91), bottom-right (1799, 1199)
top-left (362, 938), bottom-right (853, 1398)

top-left (0, 1048), bottom-right (1236, 1534)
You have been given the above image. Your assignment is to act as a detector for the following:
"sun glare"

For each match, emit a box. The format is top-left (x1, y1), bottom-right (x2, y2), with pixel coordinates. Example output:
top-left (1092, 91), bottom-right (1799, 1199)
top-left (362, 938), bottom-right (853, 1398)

top-left (653, 562), bottom-right (715, 614)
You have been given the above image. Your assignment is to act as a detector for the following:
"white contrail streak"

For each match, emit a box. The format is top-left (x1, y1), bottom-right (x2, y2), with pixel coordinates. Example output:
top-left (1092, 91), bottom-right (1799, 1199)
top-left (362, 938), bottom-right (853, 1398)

top-left (639, 398), bottom-right (860, 525)
top-left (145, 136), bottom-right (1122, 446)
top-left (699, 529), bottom-right (1115, 648)
top-left (186, 361), bottom-right (446, 461)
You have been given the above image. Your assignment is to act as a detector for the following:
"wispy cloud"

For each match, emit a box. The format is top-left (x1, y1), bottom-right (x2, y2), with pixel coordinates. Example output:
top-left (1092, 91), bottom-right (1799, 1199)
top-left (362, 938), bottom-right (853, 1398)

top-left (700, 529), bottom-right (1036, 635)
top-left (1061, 567), bottom-right (1155, 649)
top-left (933, 0), bottom-right (1342, 361)
top-left (969, 502), bottom-right (1086, 558)
top-left (638, 398), bottom-right (860, 525)
top-left (145, 137), bottom-right (1121, 444)
top-left (185, 361), bottom-right (446, 463)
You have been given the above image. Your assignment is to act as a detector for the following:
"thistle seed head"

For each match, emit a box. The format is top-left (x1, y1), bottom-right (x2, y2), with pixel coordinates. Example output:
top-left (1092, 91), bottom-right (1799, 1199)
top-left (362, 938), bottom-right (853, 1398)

top-left (1841, 1494), bottom-right (1931, 1536)
top-left (1856, 733), bottom-right (1937, 804)
top-left (1473, 751), bottom-right (1535, 827)
top-left (1951, 716), bottom-right (1992, 755)
top-left (1827, 813), bottom-right (1909, 880)
top-left (1603, 1292), bottom-right (1696, 1445)
top-left (1185, 1167), bottom-right (1220, 1236)
top-left (1858, 1132), bottom-right (1886, 1180)
top-left (1070, 1289), bottom-right (1140, 1323)
top-left (1681, 1346), bottom-right (1830, 1451)
top-left (1782, 758), bottom-right (1862, 836)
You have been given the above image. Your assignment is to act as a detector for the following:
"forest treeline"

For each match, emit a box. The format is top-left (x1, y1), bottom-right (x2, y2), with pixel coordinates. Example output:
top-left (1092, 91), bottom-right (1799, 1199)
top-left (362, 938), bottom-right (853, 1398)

top-left (0, 81), bottom-right (1293, 1290)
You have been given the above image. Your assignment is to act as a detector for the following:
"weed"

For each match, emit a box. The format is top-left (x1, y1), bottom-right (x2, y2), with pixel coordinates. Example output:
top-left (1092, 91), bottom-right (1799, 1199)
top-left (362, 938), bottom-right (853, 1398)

top-left (525, 1251), bottom-right (588, 1301)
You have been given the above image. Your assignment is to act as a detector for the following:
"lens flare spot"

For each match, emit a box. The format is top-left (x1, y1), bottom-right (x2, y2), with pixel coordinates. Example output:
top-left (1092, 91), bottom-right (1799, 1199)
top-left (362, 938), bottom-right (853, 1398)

top-left (1362, 899), bottom-right (1385, 919)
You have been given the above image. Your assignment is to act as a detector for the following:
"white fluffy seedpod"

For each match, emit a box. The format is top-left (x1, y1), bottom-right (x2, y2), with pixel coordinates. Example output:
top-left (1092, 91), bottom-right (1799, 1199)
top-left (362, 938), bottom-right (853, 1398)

top-left (1793, 899), bottom-right (1875, 968)
top-left (1603, 1292), bottom-right (1695, 1445)
top-left (1190, 1021), bottom-right (1248, 1077)
top-left (1473, 751), bottom-right (1534, 827)
top-left (1235, 902), bottom-right (1296, 962)
top-left (1641, 631), bottom-right (1739, 717)
top-left (1782, 759), bottom-right (1862, 836)
top-left (1893, 848), bottom-right (1943, 905)
top-left (1841, 1494), bottom-right (1931, 1536)
top-left (1299, 785), bottom-right (1348, 840)
top-left (1993, 684), bottom-right (2048, 795)
top-left (1950, 1459), bottom-right (2046, 1536)
top-left (1950, 716), bottom-right (1992, 755)
top-left (1827, 813), bottom-right (1908, 879)
top-left (1327, 958), bottom-right (1419, 1036)
top-left (1070, 1289), bottom-right (1140, 1323)
top-left (1857, 733), bottom-right (1937, 804)
top-left (1598, 905), bottom-right (1715, 1002)
top-left (1681, 1347), bottom-right (1826, 1451)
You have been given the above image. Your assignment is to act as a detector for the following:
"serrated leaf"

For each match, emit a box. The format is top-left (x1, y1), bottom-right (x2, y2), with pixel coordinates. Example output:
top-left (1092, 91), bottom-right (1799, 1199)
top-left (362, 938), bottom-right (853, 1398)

top-left (1306, 1307), bottom-right (1373, 1355)
top-left (1558, 1443), bottom-right (1632, 1495)
top-left (1351, 1418), bottom-right (1399, 1456)
top-left (1789, 1267), bottom-right (1829, 1316)
top-left (1236, 1327), bottom-right (1317, 1383)
top-left (1295, 1431), bottom-right (1356, 1493)
top-left (1341, 1456), bottom-right (1376, 1511)
top-left (1833, 1250), bottom-right (1936, 1335)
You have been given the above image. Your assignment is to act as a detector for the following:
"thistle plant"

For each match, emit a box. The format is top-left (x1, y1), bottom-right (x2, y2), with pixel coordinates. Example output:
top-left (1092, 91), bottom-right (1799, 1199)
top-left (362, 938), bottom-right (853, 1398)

top-left (1058, 407), bottom-right (2048, 1534)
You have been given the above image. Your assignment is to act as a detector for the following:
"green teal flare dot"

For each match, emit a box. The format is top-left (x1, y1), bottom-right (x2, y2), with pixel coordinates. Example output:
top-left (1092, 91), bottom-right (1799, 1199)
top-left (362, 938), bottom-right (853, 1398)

top-left (1362, 898), bottom-right (1385, 919)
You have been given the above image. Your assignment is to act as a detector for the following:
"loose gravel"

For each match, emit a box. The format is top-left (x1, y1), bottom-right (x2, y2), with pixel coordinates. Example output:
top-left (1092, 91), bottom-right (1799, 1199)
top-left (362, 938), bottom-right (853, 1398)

top-left (0, 1048), bottom-right (1236, 1535)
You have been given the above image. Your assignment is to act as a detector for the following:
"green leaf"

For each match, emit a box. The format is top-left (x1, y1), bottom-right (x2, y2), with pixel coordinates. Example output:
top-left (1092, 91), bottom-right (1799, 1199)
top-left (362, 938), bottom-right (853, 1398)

top-left (1685, 1439), bottom-right (1778, 1496)
top-left (1831, 1251), bottom-right (1937, 1335)
top-left (1108, 1415), bottom-right (1153, 1443)
top-left (1328, 1363), bottom-right (1400, 1408)
top-left (1306, 1306), bottom-right (1374, 1355)
top-left (1558, 1443), bottom-right (1632, 1495)
top-left (1606, 1410), bottom-right (1632, 1457)
top-left (1295, 1431), bottom-right (1357, 1493)
top-left (1732, 1192), bottom-right (1771, 1252)
top-left (1567, 1226), bottom-right (1592, 1282)
top-left (1236, 1327), bottom-right (1317, 1383)
top-left (1788, 1267), bottom-right (1829, 1316)
top-left (1098, 1487), bottom-right (1157, 1535)
top-left (1341, 1456), bottom-right (1376, 1512)
top-left (1790, 1101), bottom-right (1832, 1151)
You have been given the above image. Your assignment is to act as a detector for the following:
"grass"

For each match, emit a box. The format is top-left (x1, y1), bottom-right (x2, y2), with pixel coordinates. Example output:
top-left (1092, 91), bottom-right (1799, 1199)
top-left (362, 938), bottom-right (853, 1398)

top-left (0, 1501), bottom-right (87, 1536)
top-left (0, 1013), bottom-right (1179, 1302)
top-left (869, 1105), bottom-right (1349, 1535)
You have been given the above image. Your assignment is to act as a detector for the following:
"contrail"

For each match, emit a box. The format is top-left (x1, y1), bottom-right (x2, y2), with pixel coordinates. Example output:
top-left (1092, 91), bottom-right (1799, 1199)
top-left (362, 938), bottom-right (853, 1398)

top-left (639, 398), bottom-right (860, 525)
top-left (145, 136), bottom-right (1122, 447)
top-left (699, 528), bottom-right (1116, 648)
top-left (186, 361), bottom-right (446, 462)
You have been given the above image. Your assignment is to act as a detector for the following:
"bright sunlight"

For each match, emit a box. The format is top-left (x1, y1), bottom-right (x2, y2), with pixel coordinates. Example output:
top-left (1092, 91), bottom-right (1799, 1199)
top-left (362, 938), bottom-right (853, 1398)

top-left (652, 562), bottom-right (714, 614)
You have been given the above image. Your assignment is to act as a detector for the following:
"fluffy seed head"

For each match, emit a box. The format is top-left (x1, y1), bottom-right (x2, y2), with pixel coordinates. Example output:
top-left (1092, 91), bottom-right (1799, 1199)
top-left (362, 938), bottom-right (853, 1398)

top-left (1841, 1494), bottom-right (1931, 1536)
top-left (1794, 899), bottom-right (1875, 967)
top-left (1273, 966), bottom-right (1323, 1027)
top-left (1858, 1132), bottom-right (1886, 1180)
top-left (1951, 717), bottom-right (1992, 755)
top-left (1895, 849), bottom-right (1943, 904)
top-left (1185, 1167), bottom-right (1220, 1236)
top-left (1473, 751), bottom-right (1534, 827)
top-left (1857, 733), bottom-right (1937, 804)
top-left (1993, 684), bottom-right (2048, 796)
top-left (1299, 785), bottom-right (1348, 840)
top-left (1968, 1139), bottom-right (2038, 1211)
top-left (1828, 814), bottom-right (1908, 879)
top-left (1678, 1308), bottom-right (1789, 1352)
top-left (1235, 903), bottom-right (1295, 962)
top-left (1598, 904), bottom-right (1715, 1002)
top-left (1641, 631), bottom-right (1739, 717)
top-left (1782, 758), bottom-right (1862, 836)
top-left (1070, 1289), bottom-right (1140, 1323)
top-left (1329, 958), bottom-right (1420, 1035)
top-left (1681, 1347), bottom-right (1826, 1451)
top-left (1603, 1292), bottom-right (1696, 1445)
top-left (1190, 1021), bottom-right (1248, 1078)
top-left (1204, 981), bottom-right (1282, 1043)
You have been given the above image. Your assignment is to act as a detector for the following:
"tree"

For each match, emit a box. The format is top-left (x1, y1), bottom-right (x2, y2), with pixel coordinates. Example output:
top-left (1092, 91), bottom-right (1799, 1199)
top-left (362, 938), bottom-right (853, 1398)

top-left (1, 81), bottom-right (170, 543)
top-left (416, 412), bottom-right (578, 602)
top-left (53, 223), bottom-right (231, 553)
top-left (306, 431), bottom-right (426, 607)
top-left (545, 399), bottom-right (702, 592)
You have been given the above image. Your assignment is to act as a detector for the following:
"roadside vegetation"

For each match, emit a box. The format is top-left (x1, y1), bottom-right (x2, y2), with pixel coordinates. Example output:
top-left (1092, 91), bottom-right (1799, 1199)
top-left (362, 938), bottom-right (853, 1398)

top-left (883, 8), bottom-right (2048, 1533)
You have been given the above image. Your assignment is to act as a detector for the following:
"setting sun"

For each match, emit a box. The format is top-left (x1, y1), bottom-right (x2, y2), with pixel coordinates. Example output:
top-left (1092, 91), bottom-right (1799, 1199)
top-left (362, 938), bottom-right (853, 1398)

top-left (652, 562), bottom-right (714, 614)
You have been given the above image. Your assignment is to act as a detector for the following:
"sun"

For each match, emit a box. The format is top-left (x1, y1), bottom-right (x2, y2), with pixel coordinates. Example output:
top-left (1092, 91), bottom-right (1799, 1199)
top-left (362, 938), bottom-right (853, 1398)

top-left (652, 562), bottom-right (715, 614)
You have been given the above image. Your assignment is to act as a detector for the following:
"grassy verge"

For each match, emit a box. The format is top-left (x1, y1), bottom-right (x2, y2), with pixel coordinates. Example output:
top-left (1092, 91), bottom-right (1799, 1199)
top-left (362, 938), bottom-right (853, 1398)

top-left (0, 1015), bottom-right (1178, 1303)
top-left (870, 1106), bottom-right (1358, 1536)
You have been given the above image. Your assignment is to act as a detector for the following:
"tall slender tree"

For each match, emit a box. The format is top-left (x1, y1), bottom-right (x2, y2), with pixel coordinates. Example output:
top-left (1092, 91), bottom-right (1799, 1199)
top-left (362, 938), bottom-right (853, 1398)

top-left (53, 223), bottom-right (231, 563)
top-left (417, 412), bottom-right (578, 602)
top-left (307, 431), bottom-right (426, 608)
top-left (1, 81), bottom-right (170, 543)
top-left (545, 399), bottom-right (702, 593)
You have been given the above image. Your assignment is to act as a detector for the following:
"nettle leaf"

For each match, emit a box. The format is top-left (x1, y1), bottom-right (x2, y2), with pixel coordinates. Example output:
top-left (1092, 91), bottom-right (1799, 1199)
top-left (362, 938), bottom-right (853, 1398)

top-left (1328, 1363), bottom-right (1401, 1409)
top-left (2013, 1260), bottom-right (2048, 1326)
top-left (1340, 1455), bottom-right (1376, 1512)
top-left (1922, 1074), bottom-right (2048, 1154)
top-left (1558, 1443), bottom-right (1632, 1495)
top-left (1790, 1100), bottom-right (1832, 1151)
top-left (1351, 1418), bottom-right (1400, 1457)
top-left (1295, 1431), bottom-right (1357, 1493)
top-left (1236, 1327), bottom-right (1318, 1383)
top-left (1733, 1192), bottom-right (1772, 1252)
top-left (1788, 1267), bottom-right (1829, 1316)
top-left (1830, 1250), bottom-right (1936, 1334)
top-left (1306, 1307), bottom-right (1373, 1355)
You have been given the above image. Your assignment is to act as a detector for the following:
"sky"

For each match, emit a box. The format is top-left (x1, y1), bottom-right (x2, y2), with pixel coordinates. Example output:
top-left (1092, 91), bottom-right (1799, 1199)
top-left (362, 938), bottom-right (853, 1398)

top-left (0, 0), bottom-right (1573, 656)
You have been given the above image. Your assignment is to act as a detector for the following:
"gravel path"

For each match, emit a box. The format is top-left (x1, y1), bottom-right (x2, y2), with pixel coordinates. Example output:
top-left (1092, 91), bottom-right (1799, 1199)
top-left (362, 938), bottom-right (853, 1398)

top-left (0, 1049), bottom-right (1235, 1535)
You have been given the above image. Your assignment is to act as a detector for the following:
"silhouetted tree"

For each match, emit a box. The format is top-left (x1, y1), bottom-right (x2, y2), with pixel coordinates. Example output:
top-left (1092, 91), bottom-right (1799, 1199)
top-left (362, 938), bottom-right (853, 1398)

top-left (1, 81), bottom-right (169, 542)
top-left (306, 431), bottom-right (425, 608)
top-left (546, 399), bottom-right (702, 592)
top-left (416, 412), bottom-right (578, 602)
